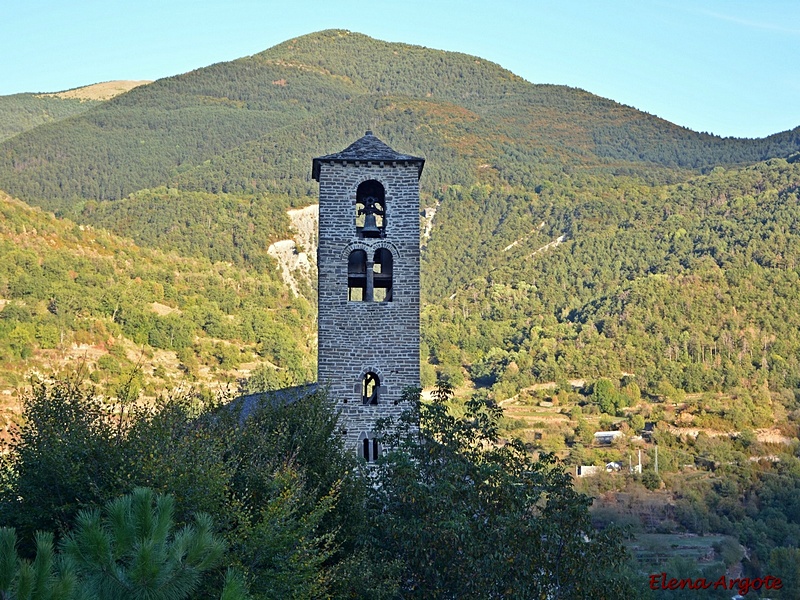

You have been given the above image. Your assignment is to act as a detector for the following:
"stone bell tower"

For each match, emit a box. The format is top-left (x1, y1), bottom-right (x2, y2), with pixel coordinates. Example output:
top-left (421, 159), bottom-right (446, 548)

top-left (312, 131), bottom-right (424, 461)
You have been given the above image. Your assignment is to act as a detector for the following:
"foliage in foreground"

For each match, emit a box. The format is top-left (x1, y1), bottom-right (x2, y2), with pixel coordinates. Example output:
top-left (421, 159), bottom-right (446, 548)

top-left (0, 528), bottom-right (75, 600)
top-left (366, 381), bottom-right (635, 599)
top-left (61, 488), bottom-right (228, 600)
top-left (0, 488), bottom-right (247, 600)
top-left (0, 376), bottom-right (635, 598)
top-left (0, 376), bottom-right (353, 598)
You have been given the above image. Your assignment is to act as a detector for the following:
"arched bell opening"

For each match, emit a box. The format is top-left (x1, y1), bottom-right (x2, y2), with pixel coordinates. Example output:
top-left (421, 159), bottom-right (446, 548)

top-left (348, 249), bottom-right (367, 301)
top-left (347, 247), bottom-right (394, 302)
top-left (355, 180), bottom-right (386, 238)
top-left (373, 248), bottom-right (393, 302)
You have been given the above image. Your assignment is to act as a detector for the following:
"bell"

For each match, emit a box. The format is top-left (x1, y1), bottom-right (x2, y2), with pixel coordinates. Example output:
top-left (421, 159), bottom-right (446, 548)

top-left (361, 212), bottom-right (381, 237)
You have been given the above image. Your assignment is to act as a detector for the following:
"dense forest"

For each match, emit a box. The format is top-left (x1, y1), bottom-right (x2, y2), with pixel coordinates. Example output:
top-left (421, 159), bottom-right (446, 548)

top-left (0, 192), bottom-right (315, 400)
top-left (2, 29), bottom-right (800, 598)
top-left (0, 93), bottom-right (99, 143)
top-left (422, 159), bottom-right (800, 401)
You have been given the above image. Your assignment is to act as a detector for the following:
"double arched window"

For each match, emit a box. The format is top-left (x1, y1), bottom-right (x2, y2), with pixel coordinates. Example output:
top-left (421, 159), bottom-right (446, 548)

top-left (358, 431), bottom-right (381, 463)
top-left (348, 248), bottom-right (393, 302)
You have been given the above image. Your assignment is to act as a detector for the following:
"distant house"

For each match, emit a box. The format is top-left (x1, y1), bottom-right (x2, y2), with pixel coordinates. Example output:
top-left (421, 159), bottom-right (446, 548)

top-left (593, 430), bottom-right (623, 444)
top-left (576, 465), bottom-right (602, 477)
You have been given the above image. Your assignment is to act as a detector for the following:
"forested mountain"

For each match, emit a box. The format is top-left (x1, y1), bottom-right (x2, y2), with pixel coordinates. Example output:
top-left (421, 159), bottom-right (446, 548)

top-left (421, 159), bottom-right (800, 405)
top-left (0, 191), bottom-right (314, 400)
top-left (1, 28), bottom-right (799, 402)
top-left (0, 28), bottom-right (799, 399)
top-left (0, 93), bottom-right (100, 143)
top-left (1, 30), bottom-right (799, 211)
top-left (3, 30), bottom-right (800, 593)
top-left (74, 187), bottom-right (296, 271)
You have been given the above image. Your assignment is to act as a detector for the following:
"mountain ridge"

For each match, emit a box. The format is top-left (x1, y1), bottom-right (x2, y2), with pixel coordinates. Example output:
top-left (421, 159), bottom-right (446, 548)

top-left (2, 30), bottom-right (800, 586)
top-left (1, 30), bottom-right (798, 209)
top-left (2, 29), bottom-right (800, 404)
top-left (40, 80), bottom-right (151, 101)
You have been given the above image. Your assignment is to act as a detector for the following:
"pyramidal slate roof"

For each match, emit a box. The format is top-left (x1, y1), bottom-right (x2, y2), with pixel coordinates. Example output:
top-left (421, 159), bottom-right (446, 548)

top-left (312, 131), bottom-right (425, 181)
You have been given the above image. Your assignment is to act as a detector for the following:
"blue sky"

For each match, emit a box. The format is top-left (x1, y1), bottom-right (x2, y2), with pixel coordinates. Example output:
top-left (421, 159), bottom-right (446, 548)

top-left (2, 0), bottom-right (798, 138)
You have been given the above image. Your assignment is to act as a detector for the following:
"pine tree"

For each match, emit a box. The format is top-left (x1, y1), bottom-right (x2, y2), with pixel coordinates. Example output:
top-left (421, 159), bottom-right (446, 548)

top-left (0, 528), bottom-right (75, 600)
top-left (60, 488), bottom-right (243, 600)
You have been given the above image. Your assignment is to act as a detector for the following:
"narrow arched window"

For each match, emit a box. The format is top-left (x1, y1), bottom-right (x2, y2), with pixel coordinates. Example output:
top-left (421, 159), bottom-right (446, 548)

top-left (355, 180), bottom-right (386, 238)
top-left (373, 248), bottom-right (393, 302)
top-left (348, 250), bottom-right (367, 301)
top-left (362, 371), bottom-right (379, 405)
top-left (363, 437), bottom-right (371, 461)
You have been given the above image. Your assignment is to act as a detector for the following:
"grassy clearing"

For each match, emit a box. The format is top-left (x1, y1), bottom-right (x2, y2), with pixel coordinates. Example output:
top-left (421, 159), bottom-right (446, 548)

top-left (42, 81), bottom-right (151, 101)
top-left (625, 533), bottom-right (732, 567)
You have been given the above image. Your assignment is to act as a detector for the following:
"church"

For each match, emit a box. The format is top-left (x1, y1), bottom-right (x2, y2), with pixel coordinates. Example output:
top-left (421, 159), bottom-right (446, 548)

top-left (312, 131), bottom-right (424, 462)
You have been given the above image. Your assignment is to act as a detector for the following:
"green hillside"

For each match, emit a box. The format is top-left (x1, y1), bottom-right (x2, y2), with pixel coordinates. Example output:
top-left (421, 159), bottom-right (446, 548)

top-left (421, 158), bottom-right (800, 407)
top-left (0, 191), bottom-right (314, 404)
top-left (0, 29), bottom-right (799, 406)
top-left (2, 30), bottom-right (799, 211)
top-left (0, 93), bottom-right (100, 143)
top-left (73, 187), bottom-right (296, 271)
top-left (1, 30), bottom-right (800, 591)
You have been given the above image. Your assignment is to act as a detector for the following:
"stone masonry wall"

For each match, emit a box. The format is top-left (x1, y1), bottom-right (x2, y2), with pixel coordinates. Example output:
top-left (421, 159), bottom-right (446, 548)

top-left (317, 161), bottom-right (420, 452)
